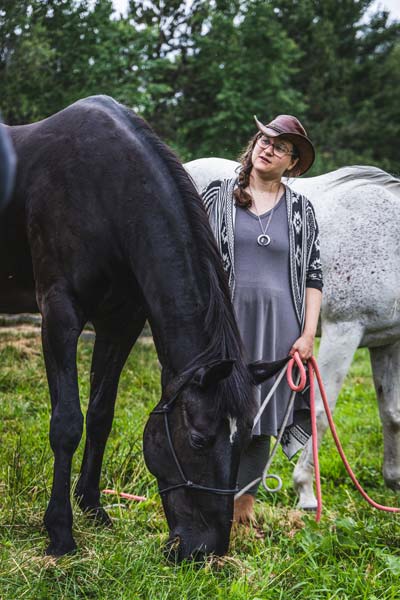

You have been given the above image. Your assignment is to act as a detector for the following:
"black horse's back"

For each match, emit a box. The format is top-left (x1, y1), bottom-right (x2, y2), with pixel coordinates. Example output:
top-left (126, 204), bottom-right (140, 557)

top-left (1, 96), bottom-right (164, 316)
top-left (2, 95), bottom-right (216, 321)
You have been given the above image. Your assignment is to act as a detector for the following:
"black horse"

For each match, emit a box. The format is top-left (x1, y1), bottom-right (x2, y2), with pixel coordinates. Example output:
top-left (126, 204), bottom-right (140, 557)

top-left (1, 96), bottom-right (280, 561)
top-left (0, 116), bottom-right (16, 211)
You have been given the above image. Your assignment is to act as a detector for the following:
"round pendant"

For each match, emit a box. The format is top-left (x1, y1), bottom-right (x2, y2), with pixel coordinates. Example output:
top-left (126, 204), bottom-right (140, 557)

top-left (257, 234), bottom-right (271, 247)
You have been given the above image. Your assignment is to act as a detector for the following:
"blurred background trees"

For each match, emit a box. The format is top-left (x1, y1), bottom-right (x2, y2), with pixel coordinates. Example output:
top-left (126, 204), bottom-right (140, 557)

top-left (1, 0), bottom-right (399, 175)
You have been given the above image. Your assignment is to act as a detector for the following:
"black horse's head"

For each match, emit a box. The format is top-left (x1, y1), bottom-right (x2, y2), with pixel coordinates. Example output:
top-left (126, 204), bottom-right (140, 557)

top-left (143, 356), bottom-right (287, 562)
top-left (143, 358), bottom-right (251, 562)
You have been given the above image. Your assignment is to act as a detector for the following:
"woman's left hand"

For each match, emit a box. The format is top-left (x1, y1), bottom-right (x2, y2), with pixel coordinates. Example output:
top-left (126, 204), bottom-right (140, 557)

top-left (289, 333), bottom-right (315, 362)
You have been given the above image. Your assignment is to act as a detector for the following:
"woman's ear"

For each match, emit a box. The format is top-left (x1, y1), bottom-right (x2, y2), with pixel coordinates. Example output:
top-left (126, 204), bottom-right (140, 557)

top-left (288, 156), bottom-right (299, 174)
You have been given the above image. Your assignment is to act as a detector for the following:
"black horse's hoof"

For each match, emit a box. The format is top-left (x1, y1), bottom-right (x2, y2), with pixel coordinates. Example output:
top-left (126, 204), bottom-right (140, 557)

top-left (75, 490), bottom-right (113, 527)
top-left (45, 539), bottom-right (77, 557)
top-left (84, 506), bottom-right (113, 528)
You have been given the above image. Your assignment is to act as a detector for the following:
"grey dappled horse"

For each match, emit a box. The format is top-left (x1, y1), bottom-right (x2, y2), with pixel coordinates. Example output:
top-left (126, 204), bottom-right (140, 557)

top-left (185, 157), bottom-right (400, 509)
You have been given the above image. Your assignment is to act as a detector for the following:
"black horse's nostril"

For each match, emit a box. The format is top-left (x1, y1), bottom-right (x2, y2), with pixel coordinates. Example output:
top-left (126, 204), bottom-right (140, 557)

top-left (189, 544), bottom-right (209, 563)
top-left (165, 536), bottom-right (210, 564)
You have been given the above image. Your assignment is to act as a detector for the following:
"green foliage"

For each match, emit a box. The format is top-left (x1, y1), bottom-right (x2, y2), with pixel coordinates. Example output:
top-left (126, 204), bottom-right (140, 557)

top-left (0, 0), bottom-right (158, 123)
top-left (174, 1), bottom-right (305, 160)
top-left (272, 0), bottom-right (400, 175)
top-left (0, 0), bottom-right (399, 172)
top-left (0, 330), bottom-right (399, 599)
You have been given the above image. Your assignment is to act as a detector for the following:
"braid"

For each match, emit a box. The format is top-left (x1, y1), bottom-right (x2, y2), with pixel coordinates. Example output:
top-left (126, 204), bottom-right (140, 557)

top-left (233, 133), bottom-right (260, 209)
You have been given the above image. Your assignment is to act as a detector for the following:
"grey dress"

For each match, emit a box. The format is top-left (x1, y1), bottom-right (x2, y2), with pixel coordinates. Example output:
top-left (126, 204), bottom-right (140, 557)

top-left (233, 193), bottom-right (301, 437)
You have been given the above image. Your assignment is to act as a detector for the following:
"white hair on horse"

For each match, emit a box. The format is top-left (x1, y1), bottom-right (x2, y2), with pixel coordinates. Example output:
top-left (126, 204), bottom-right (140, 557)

top-left (322, 165), bottom-right (400, 193)
top-left (185, 157), bottom-right (400, 508)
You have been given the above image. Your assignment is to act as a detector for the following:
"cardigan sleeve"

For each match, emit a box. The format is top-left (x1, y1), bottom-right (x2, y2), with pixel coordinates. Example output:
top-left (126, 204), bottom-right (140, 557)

top-left (200, 180), bottom-right (222, 214)
top-left (305, 200), bottom-right (323, 291)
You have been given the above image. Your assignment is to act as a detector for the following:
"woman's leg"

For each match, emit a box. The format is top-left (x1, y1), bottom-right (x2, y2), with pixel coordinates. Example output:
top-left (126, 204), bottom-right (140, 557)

top-left (237, 434), bottom-right (271, 495)
top-left (234, 435), bottom-right (270, 523)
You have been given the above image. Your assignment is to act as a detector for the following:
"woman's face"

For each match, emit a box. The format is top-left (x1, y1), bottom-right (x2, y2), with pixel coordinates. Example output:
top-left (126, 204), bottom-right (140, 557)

top-left (251, 134), bottom-right (299, 180)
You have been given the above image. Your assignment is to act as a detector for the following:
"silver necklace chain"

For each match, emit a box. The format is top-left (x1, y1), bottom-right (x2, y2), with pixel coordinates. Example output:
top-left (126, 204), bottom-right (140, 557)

top-left (250, 184), bottom-right (281, 247)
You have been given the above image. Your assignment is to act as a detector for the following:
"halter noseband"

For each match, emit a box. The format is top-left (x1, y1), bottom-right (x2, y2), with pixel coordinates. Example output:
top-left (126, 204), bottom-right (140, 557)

top-left (151, 362), bottom-right (239, 496)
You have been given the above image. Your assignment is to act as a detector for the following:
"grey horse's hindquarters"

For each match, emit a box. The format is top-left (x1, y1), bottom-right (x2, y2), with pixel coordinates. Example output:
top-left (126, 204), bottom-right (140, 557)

top-left (186, 157), bottom-right (400, 509)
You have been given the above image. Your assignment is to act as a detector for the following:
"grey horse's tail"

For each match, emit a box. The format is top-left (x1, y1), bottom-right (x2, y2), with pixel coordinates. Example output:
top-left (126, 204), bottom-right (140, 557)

top-left (328, 165), bottom-right (400, 196)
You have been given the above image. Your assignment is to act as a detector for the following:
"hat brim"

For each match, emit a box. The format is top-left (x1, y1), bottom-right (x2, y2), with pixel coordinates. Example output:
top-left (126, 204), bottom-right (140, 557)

top-left (254, 116), bottom-right (315, 176)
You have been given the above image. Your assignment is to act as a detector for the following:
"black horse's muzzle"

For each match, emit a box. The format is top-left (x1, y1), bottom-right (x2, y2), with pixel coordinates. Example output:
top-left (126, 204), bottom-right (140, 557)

top-left (164, 526), bottom-right (230, 563)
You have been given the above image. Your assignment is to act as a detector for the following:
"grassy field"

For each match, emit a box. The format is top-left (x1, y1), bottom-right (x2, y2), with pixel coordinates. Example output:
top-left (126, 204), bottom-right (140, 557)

top-left (0, 327), bottom-right (399, 600)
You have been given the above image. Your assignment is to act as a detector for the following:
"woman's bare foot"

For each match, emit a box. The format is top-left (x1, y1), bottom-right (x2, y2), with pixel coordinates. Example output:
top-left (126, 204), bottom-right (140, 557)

top-left (233, 494), bottom-right (256, 524)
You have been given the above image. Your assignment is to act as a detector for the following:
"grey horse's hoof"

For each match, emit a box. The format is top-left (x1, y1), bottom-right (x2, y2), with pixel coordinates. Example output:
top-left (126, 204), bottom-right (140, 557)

top-left (299, 505), bottom-right (318, 512)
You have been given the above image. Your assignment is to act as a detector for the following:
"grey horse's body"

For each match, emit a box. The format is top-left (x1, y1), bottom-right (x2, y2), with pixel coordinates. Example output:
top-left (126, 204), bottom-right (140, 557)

top-left (185, 157), bottom-right (400, 508)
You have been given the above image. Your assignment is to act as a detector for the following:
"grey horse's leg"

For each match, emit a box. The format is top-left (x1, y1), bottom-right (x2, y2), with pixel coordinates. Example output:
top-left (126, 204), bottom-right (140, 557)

top-left (370, 342), bottom-right (400, 491)
top-left (293, 320), bottom-right (364, 509)
top-left (75, 308), bottom-right (146, 523)
top-left (41, 289), bottom-right (85, 556)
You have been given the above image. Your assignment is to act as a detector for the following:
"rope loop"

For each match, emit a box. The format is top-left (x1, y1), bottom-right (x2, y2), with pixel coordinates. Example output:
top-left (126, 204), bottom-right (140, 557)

top-left (262, 472), bottom-right (283, 493)
top-left (236, 350), bottom-right (400, 518)
top-left (286, 352), bottom-right (307, 391)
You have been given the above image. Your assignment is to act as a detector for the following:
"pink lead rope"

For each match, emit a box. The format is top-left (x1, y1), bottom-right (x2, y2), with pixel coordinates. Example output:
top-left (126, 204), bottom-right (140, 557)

top-left (287, 351), bottom-right (400, 521)
top-left (101, 352), bottom-right (399, 518)
top-left (102, 489), bottom-right (146, 502)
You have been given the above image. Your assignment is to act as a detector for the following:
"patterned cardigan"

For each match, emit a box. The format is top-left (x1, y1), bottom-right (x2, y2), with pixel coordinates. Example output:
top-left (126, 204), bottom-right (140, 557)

top-left (201, 178), bottom-right (323, 329)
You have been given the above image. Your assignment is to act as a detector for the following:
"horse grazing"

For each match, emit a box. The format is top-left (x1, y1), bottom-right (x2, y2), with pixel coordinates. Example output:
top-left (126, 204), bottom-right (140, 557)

top-left (186, 157), bottom-right (400, 509)
top-left (0, 117), bottom-right (16, 210)
top-left (1, 97), bottom-right (282, 561)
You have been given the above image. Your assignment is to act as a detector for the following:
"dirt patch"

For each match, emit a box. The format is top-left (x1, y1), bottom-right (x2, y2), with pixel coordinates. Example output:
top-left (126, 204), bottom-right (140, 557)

top-left (0, 324), bottom-right (40, 337)
top-left (0, 327), bottom-right (41, 358)
top-left (0, 324), bottom-right (154, 348)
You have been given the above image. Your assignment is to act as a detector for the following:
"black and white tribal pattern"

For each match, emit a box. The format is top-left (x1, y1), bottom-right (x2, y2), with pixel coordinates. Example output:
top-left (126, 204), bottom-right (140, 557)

top-left (201, 178), bottom-right (323, 329)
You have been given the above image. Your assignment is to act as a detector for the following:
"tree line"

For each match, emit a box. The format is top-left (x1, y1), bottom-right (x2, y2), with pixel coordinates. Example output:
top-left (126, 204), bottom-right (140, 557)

top-left (1, 0), bottom-right (399, 175)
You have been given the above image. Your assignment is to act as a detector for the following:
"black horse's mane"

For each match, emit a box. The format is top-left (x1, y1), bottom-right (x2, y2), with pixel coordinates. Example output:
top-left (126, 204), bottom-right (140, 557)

top-left (120, 103), bottom-right (253, 418)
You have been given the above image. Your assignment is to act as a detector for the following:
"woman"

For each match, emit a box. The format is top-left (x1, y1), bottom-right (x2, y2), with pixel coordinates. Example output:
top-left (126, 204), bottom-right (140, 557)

top-left (201, 115), bottom-right (323, 524)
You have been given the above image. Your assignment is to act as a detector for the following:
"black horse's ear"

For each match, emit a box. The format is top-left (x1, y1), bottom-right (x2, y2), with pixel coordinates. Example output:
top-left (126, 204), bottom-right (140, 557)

top-left (248, 356), bottom-right (290, 385)
top-left (192, 359), bottom-right (235, 388)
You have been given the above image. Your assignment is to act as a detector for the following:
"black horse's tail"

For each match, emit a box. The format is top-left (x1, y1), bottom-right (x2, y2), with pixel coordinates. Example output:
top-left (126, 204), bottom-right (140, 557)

top-left (0, 117), bottom-right (16, 211)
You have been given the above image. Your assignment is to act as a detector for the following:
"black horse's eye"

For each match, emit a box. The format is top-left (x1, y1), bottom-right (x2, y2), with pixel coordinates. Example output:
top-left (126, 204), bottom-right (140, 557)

top-left (189, 431), bottom-right (207, 450)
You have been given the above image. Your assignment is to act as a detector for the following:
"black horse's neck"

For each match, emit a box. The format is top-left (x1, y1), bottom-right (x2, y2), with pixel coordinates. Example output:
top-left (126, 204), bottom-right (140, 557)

top-left (120, 110), bottom-right (236, 374)
top-left (136, 236), bottom-right (211, 371)
top-left (124, 172), bottom-right (215, 372)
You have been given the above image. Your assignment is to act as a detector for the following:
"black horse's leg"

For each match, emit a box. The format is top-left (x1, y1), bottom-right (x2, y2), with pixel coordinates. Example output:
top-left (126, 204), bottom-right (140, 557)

top-left (41, 292), bottom-right (84, 556)
top-left (75, 309), bottom-right (146, 524)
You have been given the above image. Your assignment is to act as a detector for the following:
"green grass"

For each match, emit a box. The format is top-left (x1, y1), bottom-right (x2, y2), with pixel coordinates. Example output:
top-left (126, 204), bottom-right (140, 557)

top-left (0, 330), bottom-right (399, 599)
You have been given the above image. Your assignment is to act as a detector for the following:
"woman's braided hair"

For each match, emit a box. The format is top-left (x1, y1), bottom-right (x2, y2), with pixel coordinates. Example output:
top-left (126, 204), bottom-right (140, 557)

top-left (233, 133), bottom-right (260, 209)
top-left (233, 132), bottom-right (300, 209)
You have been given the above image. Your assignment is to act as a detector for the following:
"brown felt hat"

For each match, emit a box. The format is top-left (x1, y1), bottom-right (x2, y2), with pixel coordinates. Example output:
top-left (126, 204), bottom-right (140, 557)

top-left (254, 114), bottom-right (315, 176)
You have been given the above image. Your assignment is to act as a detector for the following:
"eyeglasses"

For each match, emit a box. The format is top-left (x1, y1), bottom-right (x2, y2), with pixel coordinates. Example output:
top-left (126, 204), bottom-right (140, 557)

top-left (257, 136), bottom-right (296, 158)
